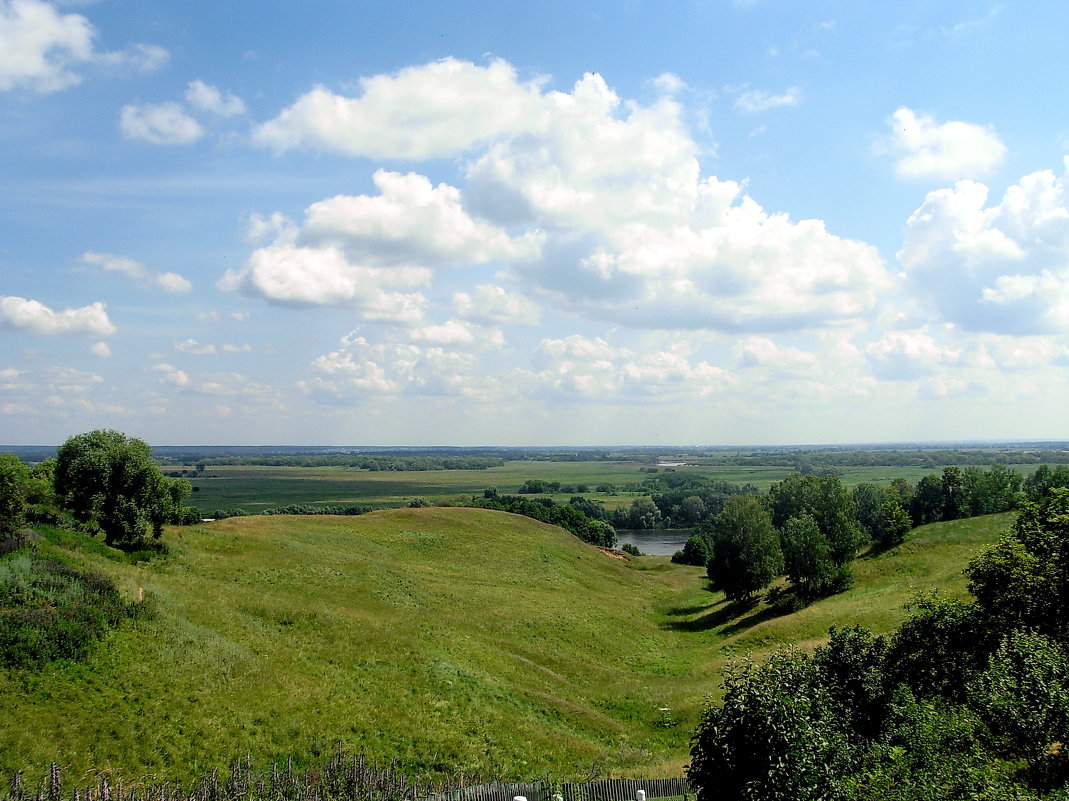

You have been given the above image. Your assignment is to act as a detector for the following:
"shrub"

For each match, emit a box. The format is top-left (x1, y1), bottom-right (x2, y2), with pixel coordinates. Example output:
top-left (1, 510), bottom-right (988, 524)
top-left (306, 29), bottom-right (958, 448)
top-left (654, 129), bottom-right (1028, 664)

top-left (0, 553), bottom-right (144, 668)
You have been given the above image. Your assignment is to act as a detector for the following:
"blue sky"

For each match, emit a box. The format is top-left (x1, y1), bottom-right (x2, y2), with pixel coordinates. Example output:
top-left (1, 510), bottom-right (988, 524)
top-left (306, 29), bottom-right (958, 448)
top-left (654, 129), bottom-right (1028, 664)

top-left (3, 0), bottom-right (1069, 446)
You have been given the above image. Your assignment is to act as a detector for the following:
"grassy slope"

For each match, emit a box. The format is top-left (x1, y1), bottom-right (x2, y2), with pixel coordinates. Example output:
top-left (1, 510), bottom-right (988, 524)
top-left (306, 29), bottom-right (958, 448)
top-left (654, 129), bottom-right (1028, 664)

top-left (0, 509), bottom-right (1013, 783)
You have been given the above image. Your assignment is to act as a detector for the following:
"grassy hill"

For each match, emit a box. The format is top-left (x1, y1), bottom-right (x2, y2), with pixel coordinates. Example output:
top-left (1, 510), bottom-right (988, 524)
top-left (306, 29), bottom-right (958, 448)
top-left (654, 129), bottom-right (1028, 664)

top-left (0, 508), bottom-right (1013, 783)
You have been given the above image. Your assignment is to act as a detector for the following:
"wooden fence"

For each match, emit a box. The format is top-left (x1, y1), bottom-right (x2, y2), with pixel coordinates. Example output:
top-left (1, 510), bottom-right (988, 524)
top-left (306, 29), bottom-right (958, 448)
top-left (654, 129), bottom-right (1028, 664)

top-left (423, 777), bottom-right (690, 801)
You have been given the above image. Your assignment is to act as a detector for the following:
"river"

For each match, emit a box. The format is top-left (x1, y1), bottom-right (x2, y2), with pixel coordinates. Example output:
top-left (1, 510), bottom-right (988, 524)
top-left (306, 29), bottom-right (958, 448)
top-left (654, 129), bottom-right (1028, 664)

top-left (614, 528), bottom-right (692, 556)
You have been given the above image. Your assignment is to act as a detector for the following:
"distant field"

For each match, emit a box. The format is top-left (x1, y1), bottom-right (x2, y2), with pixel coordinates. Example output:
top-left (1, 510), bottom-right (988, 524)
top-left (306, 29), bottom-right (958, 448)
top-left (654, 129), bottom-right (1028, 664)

top-left (0, 507), bottom-right (1013, 783)
top-left (182, 461), bottom-right (1020, 513)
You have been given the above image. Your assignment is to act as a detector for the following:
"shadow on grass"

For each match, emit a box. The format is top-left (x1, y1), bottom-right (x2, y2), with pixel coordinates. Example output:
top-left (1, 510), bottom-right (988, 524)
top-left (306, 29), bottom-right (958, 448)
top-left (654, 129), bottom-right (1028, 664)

top-left (719, 603), bottom-right (792, 636)
top-left (663, 602), bottom-right (717, 617)
top-left (857, 536), bottom-right (907, 560)
top-left (663, 596), bottom-right (765, 633)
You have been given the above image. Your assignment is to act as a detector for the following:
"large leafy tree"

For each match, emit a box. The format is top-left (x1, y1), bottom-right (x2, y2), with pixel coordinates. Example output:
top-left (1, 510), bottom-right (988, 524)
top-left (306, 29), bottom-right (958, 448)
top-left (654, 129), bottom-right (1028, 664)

top-left (706, 495), bottom-right (783, 602)
top-left (54, 429), bottom-right (186, 548)
top-left (768, 473), bottom-right (865, 565)
top-left (780, 513), bottom-right (836, 597)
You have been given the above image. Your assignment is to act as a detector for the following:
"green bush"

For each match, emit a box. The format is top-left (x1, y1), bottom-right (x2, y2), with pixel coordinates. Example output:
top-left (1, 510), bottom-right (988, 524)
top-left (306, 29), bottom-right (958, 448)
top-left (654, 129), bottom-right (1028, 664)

top-left (0, 552), bottom-right (144, 668)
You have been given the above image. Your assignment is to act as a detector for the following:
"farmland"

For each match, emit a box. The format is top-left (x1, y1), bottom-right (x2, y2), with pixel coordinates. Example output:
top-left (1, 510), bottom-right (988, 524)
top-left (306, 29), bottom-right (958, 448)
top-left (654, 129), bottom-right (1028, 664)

top-left (181, 461), bottom-right (995, 514)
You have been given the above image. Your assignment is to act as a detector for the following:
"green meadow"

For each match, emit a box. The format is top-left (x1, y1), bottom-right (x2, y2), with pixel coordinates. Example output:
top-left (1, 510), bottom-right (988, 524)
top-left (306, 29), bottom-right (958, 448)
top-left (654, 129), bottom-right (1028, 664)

top-left (0, 506), bottom-right (1012, 783)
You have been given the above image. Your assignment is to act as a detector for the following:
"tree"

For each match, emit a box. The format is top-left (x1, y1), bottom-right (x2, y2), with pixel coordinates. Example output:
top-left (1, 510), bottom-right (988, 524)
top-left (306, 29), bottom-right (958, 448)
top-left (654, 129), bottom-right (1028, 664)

top-left (677, 495), bottom-right (707, 526)
top-left (706, 495), bottom-right (783, 602)
top-left (0, 453), bottom-right (30, 537)
top-left (672, 532), bottom-right (713, 566)
top-left (875, 496), bottom-right (911, 547)
top-left (852, 482), bottom-right (884, 541)
top-left (780, 513), bottom-right (836, 598)
top-left (972, 630), bottom-right (1069, 761)
top-left (689, 650), bottom-right (853, 801)
top-left (963, 464), bottom-right (1021, 516)
top-left (939, 466), bottom-right (968, 521)
top-left (54, 429), bottom-right (178, 548)
top-left (909, 474), bottom-right (943, 526)
top-left (768, 473), bottom-right (865, 565)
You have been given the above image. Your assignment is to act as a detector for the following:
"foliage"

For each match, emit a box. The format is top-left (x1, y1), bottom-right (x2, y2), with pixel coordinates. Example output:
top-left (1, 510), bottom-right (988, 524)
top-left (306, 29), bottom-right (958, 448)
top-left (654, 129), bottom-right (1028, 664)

top-left (876, 496), bottom-right (912, 547)
top-left (671, 532), bottom-right (713, 566)
top-left (468, 495), bottom-right (617, 548)
top-left (639, 472), bottom-right (758, 528)
top-left (689, 649), bottom-right (854, 801)
top-left (907, 464), bottom-right (1022, 528)
top-left (779, 513), bottom-right (838, 600)
top-left (704, 495), bottom-right (783, 601)
top-left (1023, 464), bottom-right (1069, 502)
top-left (0, 551), bottom-right (144, 668)
top-left (610, 497), bottom-right (662, 529)
top-left (767, 473), bottom-right (865, 566)
top-left (852, 482), bottom-right (885, 540)
top-left (620, 542), bottom-right (641, 556)
top-left (972, 630), bottom-right (1069, 761)
top-left (185, 453), bottom-right (506, 470)
top-left (54, 430), bottom-right (189, 548)
top-left (689, 488), bottom-right (1069, 801)
top-left (261, 504), bottom-right (373, 516)
top-left (885, 593), bottom-right (989, 700)
top-left (0, 454), bottom-right (30, 537)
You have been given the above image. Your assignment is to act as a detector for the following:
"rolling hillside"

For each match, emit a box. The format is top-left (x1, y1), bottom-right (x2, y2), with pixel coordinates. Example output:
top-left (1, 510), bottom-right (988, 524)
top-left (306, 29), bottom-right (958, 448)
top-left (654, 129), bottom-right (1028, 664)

top-left (0, 508), bottom-right (1013, 783)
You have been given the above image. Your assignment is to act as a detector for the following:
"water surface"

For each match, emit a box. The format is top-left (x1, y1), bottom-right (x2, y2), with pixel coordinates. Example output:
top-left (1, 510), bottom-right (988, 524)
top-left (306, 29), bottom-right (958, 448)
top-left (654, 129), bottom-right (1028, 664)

top-left (615, 528), bottom-right (691, 556)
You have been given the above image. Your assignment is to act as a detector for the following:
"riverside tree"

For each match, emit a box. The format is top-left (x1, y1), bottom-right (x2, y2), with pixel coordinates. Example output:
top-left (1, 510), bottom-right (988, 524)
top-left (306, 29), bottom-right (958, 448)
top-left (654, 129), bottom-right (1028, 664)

top-left (54, 429), bottom-right (189, 548)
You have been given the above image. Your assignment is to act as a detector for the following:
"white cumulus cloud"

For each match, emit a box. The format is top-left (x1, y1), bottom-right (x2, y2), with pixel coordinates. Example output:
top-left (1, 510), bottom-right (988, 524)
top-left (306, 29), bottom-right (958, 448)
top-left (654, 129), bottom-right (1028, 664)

top-left (185, 79), bottom-right (246, 116)
top-left (880, 107), bottom-right (1006, 181)
top-left (0, 295), bottom-right (115, 337)
top-left (0, 0), bottom-right (165, 92)
top-left (120, 102), bottom-right (204, 145)
top-left (454, 284), bottom-right (540, 326)
top-left (219, 242), bottom-right (429, 322)
top-left (253, 57), bottom-right (548, 159)
top-left (224, 170), bottom-right (540, 317)
top-left (866, 328), bottom-right (962, 381)
top-left (299, 170), bottom-right (542, 267)
top-left (899, 160), bottom-right (1069, 333)
top-left (239, 59), bottom-right (896, 335)
top-left (734, 87), bottom-right (801, 113)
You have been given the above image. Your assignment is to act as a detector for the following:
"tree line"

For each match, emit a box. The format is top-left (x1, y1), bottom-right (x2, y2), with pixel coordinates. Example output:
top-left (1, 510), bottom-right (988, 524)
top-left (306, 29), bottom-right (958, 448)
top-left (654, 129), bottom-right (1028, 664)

top-left (466, 489), bottom-right (617, 549)
top-left (189, 454), bottom-right (506, 470)
top-left (668, 464), bottom-right (1050, 610)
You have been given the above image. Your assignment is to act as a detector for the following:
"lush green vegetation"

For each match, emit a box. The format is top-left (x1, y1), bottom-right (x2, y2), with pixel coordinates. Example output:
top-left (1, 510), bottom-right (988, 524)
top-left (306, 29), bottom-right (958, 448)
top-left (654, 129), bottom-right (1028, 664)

top-left (0, 548), bottom-right (146, 668)
top-left (689, 490), bottom-right (1069, 800)
top-left (5, 434), bottom-right (1069, 794)
top-left (0, 502), bottom-right (1010, 783)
